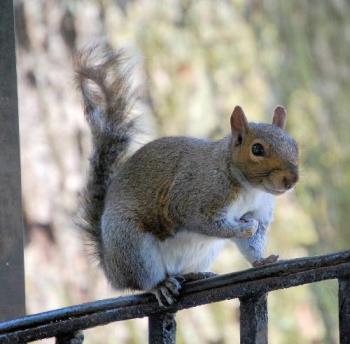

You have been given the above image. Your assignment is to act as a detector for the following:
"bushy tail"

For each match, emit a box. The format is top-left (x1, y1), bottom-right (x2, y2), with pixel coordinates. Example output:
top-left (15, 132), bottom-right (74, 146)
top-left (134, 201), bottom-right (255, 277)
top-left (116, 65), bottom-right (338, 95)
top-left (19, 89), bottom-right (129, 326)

top-left (75, 44), bottom-right (135, 261)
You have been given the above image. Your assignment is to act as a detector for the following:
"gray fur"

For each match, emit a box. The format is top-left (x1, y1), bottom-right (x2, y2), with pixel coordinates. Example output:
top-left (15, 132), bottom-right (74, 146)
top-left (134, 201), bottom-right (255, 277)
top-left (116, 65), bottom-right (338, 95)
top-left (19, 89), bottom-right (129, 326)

top-left (76, 45), bottom-right (299, 294)
top-left (75, 45), bottom-right (135, 262)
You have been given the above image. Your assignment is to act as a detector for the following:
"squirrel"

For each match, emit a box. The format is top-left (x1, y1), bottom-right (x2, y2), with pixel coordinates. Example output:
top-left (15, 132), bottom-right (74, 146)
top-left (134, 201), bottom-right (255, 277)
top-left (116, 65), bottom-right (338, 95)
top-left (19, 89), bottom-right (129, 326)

top-left (75, 45), bottom-right (299, 306)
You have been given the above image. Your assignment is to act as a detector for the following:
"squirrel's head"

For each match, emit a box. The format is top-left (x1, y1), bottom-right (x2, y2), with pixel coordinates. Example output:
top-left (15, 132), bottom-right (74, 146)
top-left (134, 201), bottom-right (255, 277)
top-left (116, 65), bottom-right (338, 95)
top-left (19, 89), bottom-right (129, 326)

top-left (229, 105), bottom-right (299, 195)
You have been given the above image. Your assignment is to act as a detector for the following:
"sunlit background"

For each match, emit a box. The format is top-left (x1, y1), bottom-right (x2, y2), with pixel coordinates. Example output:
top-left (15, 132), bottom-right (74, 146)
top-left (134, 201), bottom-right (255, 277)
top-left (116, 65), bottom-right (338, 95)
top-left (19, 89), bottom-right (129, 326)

top-left (16, 0), bottom-right (350, 343)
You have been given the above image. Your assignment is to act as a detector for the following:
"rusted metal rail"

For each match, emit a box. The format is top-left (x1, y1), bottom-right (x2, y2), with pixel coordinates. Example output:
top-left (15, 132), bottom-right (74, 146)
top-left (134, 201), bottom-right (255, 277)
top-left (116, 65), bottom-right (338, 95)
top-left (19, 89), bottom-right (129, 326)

top-left (0, 250), bottom-right (349, 343)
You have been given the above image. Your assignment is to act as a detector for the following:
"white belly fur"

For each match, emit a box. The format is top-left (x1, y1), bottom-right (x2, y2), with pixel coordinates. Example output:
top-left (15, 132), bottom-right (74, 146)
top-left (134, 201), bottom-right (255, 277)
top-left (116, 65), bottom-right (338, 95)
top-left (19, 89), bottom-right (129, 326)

top-left (159, 188), bottom-right (275, 276)
top-left (226, 187), bottom-right (274, 224)
top-left (159, 231), bottom-right (225, 275)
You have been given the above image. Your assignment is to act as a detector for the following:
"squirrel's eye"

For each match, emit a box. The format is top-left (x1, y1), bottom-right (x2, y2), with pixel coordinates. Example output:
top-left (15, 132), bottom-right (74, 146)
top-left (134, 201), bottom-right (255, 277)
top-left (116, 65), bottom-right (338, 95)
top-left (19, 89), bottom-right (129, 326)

top-left (251, 143), bottom-right (265, 157)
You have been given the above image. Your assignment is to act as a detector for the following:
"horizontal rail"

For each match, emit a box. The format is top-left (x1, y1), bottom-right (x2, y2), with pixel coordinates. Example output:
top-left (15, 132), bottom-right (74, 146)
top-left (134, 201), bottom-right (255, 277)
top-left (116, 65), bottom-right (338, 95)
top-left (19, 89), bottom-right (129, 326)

top-left (0, 250), bottom-right (350, 343)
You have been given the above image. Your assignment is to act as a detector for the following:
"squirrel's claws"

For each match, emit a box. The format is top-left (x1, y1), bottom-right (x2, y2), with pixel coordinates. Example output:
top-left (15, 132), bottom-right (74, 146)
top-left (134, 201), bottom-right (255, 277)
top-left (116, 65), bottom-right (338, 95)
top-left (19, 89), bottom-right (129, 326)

top-left (164, 277), bottom-right (182, 296)
top-left (150, 276), bottom-right (184, 307)
top-left (151, 286), bottom-right (175, 307)
top-left (150, 273), bottom-right (217, 306)
top-left (160, 286), bottom-right (176, 305)
top-left (236, 218), bottom-right (259, 239)
top-left (252, 254), bottom-right (279, 267)
top-left (240, 211), bottom-right (254, 221)
top-left (151, 288), bottom-right (166, 307)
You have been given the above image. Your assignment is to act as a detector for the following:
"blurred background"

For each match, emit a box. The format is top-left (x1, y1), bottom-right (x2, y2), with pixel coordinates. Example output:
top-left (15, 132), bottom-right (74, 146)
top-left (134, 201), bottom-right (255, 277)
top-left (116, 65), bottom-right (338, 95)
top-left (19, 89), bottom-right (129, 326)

top-left (15, 0), bottom-right (350, 343)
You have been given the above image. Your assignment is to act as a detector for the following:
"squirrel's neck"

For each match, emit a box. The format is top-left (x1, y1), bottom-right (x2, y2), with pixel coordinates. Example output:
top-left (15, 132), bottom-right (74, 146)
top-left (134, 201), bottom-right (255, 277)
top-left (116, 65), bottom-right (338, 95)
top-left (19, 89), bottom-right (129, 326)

top-left (213, 135), bottom-right (251, 190)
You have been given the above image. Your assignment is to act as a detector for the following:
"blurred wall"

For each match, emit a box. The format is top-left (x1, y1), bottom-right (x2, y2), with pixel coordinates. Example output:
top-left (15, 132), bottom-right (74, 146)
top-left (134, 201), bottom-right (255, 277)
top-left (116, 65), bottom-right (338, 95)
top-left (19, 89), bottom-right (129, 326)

top-left (15, 0), bottom-right (350, 343)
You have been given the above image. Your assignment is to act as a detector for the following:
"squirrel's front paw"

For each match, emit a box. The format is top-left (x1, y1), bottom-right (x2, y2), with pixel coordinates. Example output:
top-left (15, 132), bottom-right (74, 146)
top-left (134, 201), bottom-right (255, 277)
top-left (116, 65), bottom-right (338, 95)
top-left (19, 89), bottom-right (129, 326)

top-left (235, 218), bottom-right (259, 239)
top-left (253, 254), bottom-right (279, 267)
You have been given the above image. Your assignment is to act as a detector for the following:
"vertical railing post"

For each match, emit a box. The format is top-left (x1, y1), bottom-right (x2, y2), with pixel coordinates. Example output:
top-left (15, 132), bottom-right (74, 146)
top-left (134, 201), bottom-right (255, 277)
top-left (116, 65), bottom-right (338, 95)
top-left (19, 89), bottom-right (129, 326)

top-left (148, 312), bottom-right (176, 344)
top-left (339, 277), bottom-right (350, 344)
top-left (56, 331), bottom-right (84, 344)
top-left (239, 293), bottom-right (268, 344)
top-left (0, 0), bottom-right (26, 321)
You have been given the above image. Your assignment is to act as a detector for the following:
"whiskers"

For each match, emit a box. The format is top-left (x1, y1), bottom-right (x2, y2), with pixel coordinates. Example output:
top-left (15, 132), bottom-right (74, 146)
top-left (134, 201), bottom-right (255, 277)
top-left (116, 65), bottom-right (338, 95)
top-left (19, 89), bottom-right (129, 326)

top-left (296, 166), bottom-right (306, 180)
top-left (251, 171), bottom-right (271, 178)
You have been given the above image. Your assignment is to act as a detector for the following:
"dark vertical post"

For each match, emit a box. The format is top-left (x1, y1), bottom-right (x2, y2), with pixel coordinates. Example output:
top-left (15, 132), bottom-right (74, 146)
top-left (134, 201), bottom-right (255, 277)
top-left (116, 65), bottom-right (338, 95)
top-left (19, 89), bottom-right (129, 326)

top-left (56, 331), bottom-right (84, 344)
top-left (339, 277), bottom-right (350, 344)
top-left (148, 312), bottom-right (176, 344)
top-left (0, 0), bottom-right (26, 321)
top-left (239, 293), bottom-right (268, 344)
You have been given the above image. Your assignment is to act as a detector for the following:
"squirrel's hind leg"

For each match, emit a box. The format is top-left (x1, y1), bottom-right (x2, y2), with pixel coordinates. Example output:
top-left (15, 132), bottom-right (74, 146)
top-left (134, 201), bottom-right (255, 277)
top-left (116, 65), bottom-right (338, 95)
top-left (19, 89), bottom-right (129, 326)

top-left (101, 216), bottom-right (187, 306)
top-left (101, 216), bottom-right (167, 291)
top-left (101, 214), bottom-right (217, 306)
top-left (150, 272), bottom-right (217, 307)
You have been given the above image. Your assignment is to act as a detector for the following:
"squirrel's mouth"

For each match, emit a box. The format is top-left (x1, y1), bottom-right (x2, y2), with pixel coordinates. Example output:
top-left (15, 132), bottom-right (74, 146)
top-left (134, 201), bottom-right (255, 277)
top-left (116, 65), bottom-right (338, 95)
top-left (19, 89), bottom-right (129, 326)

top-left (262, 180), bottom-right (288, 195)
top-left (263, 187), bottom-right (285, 195)
top-left (262, 170), bottom-right (298, 195)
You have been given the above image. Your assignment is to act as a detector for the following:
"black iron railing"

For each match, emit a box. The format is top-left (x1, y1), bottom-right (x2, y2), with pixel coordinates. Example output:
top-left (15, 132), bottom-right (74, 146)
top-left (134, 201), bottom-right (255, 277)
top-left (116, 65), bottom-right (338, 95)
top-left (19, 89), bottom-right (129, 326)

top-left (0, 250), bottom-right (349, 343)
top-left (0, 0), bottom-right (26, 322)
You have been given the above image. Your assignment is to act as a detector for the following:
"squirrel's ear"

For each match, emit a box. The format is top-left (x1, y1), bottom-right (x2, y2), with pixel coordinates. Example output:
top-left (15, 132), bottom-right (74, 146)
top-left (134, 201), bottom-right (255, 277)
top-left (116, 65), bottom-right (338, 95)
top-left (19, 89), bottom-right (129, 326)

top-left (230, 106), bottom-right (249, 143)
top-left (272, 106), bottom-right (287, 129)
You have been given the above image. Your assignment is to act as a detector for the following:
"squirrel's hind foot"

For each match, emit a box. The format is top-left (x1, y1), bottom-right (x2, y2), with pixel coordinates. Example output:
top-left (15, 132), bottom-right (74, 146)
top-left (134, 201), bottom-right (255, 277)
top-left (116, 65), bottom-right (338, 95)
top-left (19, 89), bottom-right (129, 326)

top-left (150, 272), bottom-right (217, 307)
top-left (150, 277), bottom-right (183, 307)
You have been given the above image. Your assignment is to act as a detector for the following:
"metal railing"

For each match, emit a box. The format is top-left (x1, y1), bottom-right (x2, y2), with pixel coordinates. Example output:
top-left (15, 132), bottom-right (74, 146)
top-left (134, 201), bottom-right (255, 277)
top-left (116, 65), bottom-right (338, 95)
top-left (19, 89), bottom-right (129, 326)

top-left (0, 0), bottom-right (26, 322)
top-left (0, 250), bottom-right (349, 343)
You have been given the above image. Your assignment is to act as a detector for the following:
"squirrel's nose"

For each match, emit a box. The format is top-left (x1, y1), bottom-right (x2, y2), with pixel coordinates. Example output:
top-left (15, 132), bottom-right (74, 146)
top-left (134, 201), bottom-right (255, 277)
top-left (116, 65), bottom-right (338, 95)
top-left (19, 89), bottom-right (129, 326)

top-left (283, 173), bottom-right (298, 190)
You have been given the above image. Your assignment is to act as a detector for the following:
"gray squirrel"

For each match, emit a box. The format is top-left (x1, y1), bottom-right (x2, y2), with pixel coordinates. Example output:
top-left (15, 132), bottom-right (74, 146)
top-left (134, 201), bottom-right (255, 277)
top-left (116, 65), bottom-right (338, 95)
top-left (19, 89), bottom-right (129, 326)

top-left (76, 45), bottom-right (299, 306)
